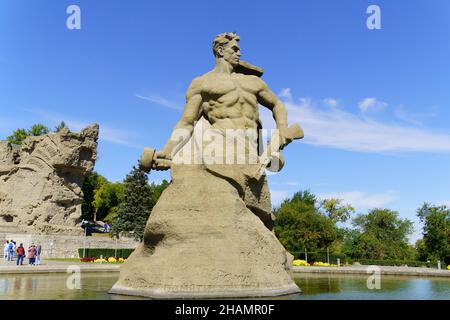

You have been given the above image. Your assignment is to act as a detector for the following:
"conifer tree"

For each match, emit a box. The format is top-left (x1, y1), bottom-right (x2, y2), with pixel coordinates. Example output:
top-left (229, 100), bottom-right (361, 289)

top-left (111, 164), bottom-right (153, 241)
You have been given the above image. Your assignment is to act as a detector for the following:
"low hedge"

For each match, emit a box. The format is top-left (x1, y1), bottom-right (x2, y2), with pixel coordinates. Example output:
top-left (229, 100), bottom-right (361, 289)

top-left (78, 248), bottom-right (134, 259)
top-left (348, 259), bottom-right (446, 268)
top-left (291, 251), bottom-right (348, 264)
top-left (289, 251), bottom-right (446, 268)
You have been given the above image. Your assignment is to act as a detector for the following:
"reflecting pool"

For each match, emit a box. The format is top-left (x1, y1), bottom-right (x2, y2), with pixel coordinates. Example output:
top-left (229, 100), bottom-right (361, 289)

top-left (0, 272), bottom-right (448, 300)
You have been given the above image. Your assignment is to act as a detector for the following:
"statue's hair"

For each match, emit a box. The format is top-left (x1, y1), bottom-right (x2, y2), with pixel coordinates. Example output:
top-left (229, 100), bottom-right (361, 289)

top-left (212, 32), bottom-right (240, 57)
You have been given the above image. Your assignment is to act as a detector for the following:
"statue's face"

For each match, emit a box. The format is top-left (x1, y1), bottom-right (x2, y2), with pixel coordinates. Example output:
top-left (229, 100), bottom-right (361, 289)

top-left (219, 40), bottom-right (241, 67)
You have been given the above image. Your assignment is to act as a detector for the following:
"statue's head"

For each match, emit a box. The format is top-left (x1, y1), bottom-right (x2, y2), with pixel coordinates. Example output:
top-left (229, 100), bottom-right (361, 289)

top-left (212, 32), bottom-right (241, 67)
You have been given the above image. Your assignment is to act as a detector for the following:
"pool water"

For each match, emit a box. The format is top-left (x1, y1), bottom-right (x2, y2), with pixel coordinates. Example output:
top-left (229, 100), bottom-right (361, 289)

top-left (0, 272), bottom-right (449, 300)
top-left (293, 273), bottom-right (450, 300)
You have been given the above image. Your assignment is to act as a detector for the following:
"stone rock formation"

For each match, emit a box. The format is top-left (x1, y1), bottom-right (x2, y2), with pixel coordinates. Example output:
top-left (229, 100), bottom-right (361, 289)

top-left (111, 164), bottom-right (299, 298)
top-left (0, 125), bottom-right (99, 235)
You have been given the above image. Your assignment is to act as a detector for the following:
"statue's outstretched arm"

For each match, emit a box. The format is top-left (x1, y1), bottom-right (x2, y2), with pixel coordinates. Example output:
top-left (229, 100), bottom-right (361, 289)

top-left (257, 80), bottom-right (294, 149)
top-left (155, 79), bottom-right (203, 165)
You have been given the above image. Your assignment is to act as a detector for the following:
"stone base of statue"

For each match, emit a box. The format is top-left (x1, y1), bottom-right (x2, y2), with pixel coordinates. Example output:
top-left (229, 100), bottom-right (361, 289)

top-left (110, 164), bottom-right (300, 298)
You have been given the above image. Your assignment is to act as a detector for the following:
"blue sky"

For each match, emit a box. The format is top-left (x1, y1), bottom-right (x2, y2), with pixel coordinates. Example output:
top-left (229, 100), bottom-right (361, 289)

top-left (1, 0), bottom-right (449, 243)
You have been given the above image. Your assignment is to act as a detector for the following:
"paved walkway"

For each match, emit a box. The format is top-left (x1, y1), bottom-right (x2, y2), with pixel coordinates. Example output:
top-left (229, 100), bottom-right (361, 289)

top-left (293, 265), bottom-right (450, 277)
top-left (0, 258), bottom-right (120, 274)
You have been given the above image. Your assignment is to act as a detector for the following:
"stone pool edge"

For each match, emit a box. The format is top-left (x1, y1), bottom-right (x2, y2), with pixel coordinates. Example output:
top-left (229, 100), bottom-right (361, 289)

top-left (293, 266), bottom-right (450, 278)
top-left (0, 264), bottom-right (120, 275)
top-left (1, 264), bottom-right (449, 278)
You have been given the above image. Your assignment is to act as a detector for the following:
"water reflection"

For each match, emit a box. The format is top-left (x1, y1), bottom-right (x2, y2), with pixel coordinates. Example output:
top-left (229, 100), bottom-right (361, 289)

top-left (0, 273), bottom-right (120, 300)
top-left (293, 273), bottom-right (450, 300)
top-left (0, 272), bottom-right (448, 300)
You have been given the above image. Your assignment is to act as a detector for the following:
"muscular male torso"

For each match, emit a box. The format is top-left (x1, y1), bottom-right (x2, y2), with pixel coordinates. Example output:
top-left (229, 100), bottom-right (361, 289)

top-left (197, 71), bottom-right (264, 131)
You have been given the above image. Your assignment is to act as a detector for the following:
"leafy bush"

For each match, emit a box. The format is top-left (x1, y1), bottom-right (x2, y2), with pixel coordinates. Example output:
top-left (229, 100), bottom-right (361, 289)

top-left (348, 258), bottom-right (446, 268)
top-left (293, 259), bottom-right (309, 266)
top-left (312, 261), bottom-right (337, 267)
top-left (291, 251), bottom-right (348, 264)
top-left (78, 248), bottom-right (134, 259)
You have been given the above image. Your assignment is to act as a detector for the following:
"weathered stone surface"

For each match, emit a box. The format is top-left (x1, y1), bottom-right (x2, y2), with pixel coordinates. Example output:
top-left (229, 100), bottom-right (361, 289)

top-left (111, 164), bottom-right (299, 298)
top-left (0, 125), bottom-right (99, 235)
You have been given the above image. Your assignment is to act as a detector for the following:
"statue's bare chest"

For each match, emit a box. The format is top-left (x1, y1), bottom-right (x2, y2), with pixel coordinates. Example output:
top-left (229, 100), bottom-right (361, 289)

top-left (201, 74), bottom-right (260, 99)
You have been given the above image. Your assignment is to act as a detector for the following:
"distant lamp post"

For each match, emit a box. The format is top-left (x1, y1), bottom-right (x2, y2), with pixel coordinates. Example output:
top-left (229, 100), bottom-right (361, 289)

top-left (50, 242), bottom-right (54, 258)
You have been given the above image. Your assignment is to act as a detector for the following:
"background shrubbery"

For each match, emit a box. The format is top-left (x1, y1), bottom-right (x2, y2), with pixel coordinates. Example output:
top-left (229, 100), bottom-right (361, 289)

top-left (346, 258), bottom-right (446, 268)
top-left (78, 248), bottom-right (134, 259)
top-left (274, 190), bottom-right (450, 268)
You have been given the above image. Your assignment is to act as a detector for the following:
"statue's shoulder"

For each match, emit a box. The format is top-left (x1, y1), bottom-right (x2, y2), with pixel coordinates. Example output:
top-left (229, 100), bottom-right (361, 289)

top-left (186, 74), bottom-right (208, 98)
top-left (188, 71), bottom-right (220, 90)
top-left (235, 73), bottom-right (267, 89)
top-left (189, 73), bottom-right (214, 89)
top-left (198, 70), bottom-right (218, 81)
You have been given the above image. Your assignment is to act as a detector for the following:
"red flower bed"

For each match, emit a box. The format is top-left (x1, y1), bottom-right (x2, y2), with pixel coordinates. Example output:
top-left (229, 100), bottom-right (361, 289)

top-left (80, 257), bottom-right (95, 262)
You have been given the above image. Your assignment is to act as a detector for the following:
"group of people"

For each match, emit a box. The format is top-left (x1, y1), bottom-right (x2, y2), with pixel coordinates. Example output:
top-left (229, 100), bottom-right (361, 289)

top-left (3, 240), bottom-right (42, 266)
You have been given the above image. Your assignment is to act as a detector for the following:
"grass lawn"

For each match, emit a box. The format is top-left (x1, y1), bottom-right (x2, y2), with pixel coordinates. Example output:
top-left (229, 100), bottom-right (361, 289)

top-left (47, 258), bottom-right (125, 264)
top-left (47, 258), bottom-right (82, 262)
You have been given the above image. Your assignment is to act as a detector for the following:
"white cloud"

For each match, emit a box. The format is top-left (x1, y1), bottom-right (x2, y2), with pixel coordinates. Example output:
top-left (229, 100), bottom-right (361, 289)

top-left (279, 88), bottom-right (292, 100)
top-left (323, 98), bottom-right (338, 108)
top-left (393, 105), bottom-right (439, 128)
top-left (136, 94), bottom-right (182, 110)
top-left (393, 105), bottom-right (424, 127)
top-left (358, 97), bottom-right (388, 112)
top-left (23, 108), bottom-right (139, 148)
top-left (318, 191), bottom-right (396, 210)
top-left (262, 93), bottom-right (450, 153)
top-left (98, 126), bottom-right (139, 147)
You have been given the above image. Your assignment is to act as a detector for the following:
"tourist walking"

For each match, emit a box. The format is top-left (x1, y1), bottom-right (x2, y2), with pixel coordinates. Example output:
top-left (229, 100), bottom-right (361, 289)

top-left (3, 240), bottom-right (9, 260)
top-left (16, 243), bottom-right (25, 266)
top-left (12, 241), bottom-right (17, 260)
top-left (7, 240), bottom-right (14, 261)
top-left (35, 244), bottom-right (42, 265)
top-left (27, 244), bottom-right (37, 266)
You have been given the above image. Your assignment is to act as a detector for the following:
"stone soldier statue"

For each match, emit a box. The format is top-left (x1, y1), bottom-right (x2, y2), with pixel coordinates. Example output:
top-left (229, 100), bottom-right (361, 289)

top-left (111, 32), bottom-right (303, 298)
top-left (153, 32), bottom-right (296, 170)
top-left (147, 32), bottom-right (303, 230)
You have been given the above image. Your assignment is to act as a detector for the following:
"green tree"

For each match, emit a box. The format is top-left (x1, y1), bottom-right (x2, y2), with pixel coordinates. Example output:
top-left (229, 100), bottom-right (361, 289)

top-left (320, 198), bottom-right (355, 223)
top-left (111, 165), bottom-right (153, 241)
top-left (7, 123), bottom-right (50, 145)
top-left (274, 190), bottom-right (339, 255)
top-left (415, 238), bottom-right (428, 261)
top-left (346, 208), bottom-right (414, 260)
top-left (93, 182), bottom-right (124, 222)
top-left (7, 128), bottom-right (29, 145)
top-left (54, 121), bottom-right (68, 132)
top-left (417, 203), bottom-right (450, 264)
top-left (81, 172), bottom-right (108, 221)
top-left (150, 179), bottom-right (170, 204)
top-left (28, 124), bottom-right (49, 136)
